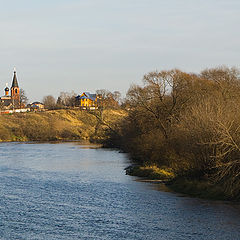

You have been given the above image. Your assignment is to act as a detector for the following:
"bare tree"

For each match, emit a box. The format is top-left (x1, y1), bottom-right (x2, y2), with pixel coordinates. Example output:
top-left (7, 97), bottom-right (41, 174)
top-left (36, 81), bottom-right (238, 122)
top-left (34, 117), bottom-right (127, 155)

top-left (42, 95), bottom-right (56, 110)
top-left (126, 70), bottom-right (201, 139)
top-left (57, 91), bottom-right (76, 108)
top-left (20, 89), bottom-right (28, 108)
top-left (96, 89), bottom-right (121, 109)
top-left (113, 91), bottom-right (121, 105)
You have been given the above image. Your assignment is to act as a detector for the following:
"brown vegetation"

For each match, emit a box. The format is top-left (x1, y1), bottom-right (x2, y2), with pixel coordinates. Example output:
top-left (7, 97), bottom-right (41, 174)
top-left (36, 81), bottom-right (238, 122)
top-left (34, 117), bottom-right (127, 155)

top-left (104, 66), bottom-right (240, 199)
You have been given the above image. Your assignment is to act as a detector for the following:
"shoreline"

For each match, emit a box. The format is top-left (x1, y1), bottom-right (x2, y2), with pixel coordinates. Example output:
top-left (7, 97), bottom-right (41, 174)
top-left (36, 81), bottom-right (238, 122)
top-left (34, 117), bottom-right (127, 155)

top-left (0, 139), bottom-right (235, 201)
top-left (126, 165), bottom-right (234, 201)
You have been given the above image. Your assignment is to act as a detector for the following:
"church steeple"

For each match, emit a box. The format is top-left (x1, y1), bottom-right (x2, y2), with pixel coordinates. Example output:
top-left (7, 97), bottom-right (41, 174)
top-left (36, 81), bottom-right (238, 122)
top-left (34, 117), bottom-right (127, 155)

top-left (11, 68), bottom-right (19, 88)
top-left (11, 68), bottom-right (20, 105)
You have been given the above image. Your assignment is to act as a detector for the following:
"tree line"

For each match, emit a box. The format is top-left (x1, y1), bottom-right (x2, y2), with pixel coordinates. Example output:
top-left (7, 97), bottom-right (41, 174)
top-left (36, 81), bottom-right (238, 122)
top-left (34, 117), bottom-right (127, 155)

top-left (104, 66), bottom-right (240, 199)
top-left (42, 90), bottom-right (122, 110)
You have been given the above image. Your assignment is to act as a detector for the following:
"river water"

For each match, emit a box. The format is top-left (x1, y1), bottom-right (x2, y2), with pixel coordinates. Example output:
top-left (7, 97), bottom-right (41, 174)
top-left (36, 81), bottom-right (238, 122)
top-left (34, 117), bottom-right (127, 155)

top-left (0, 142), bottom-right (240, 240)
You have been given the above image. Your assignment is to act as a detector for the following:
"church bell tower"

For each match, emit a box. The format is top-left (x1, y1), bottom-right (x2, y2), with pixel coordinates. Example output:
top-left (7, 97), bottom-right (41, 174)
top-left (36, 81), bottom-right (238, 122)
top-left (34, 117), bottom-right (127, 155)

top-left (11, 68), bottom-right (20, 105)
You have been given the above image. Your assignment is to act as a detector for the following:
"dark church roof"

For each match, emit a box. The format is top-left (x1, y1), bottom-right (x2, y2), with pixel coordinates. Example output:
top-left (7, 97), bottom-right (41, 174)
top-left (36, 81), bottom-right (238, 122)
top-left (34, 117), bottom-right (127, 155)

top-left (11, 71), bottom-right (19, 88)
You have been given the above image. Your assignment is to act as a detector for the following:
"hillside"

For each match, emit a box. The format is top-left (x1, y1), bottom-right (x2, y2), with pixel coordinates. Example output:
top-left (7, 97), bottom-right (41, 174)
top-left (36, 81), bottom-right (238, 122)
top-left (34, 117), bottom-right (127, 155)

top-left (0, 109), bottom-right (127, 142)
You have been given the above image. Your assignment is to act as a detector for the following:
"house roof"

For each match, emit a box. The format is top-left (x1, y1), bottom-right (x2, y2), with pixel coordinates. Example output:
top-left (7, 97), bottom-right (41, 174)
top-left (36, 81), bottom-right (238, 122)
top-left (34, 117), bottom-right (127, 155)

top-left (31, 101), bottom-right (44, 105)
top-left (76, 92), bottom-right (97, 101)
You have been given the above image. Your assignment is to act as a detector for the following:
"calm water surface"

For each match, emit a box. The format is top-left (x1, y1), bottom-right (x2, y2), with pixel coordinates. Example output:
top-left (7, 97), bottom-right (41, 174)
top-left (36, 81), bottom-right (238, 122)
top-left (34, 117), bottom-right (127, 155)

top-left (0, 142), bottom-right (240, 240)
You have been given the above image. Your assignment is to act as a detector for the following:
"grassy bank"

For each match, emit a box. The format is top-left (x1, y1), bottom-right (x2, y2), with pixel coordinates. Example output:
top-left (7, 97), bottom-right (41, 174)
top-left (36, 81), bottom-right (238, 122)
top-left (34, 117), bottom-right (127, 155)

top-left (168, 177), bottom-right (229, 200)
top-left (0, 109), bottom-right (126, 142)
top-left (126, 165), bottom-right (231, 200)
top-left (0, 107), bottom-right (233, 200)
top-left (126, 165), bottom-right (175, 180)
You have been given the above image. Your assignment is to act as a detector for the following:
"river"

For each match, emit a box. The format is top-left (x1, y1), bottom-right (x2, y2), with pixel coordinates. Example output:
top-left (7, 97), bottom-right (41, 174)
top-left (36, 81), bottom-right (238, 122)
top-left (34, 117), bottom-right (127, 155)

top-left (0, 142), bottom-right (240, 240)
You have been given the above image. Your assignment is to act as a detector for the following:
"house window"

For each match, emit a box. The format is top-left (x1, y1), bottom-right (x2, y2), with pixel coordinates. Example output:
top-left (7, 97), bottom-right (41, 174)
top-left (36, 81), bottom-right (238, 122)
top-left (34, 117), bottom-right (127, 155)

top-left (15, 89), bottom-right (18, 94)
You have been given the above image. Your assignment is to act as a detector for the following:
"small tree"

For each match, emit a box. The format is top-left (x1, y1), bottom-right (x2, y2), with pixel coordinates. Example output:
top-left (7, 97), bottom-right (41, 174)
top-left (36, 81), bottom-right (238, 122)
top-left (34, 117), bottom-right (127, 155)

top-left (20, 89), bottom-right (28, 108)
top-left (42, 95), bottom-right (56, 110)
top-left (113, 91), bottom-right (121, 105)
top-left (96, 89), bottom-right (120, 109)
top-left (56, 91), bottom-right (76, 108)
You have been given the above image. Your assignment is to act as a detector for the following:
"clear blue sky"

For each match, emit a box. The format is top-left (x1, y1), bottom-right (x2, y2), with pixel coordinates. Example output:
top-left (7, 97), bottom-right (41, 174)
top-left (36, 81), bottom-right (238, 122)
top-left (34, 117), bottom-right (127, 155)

top-left (0, 0), bottom-right (239, 102)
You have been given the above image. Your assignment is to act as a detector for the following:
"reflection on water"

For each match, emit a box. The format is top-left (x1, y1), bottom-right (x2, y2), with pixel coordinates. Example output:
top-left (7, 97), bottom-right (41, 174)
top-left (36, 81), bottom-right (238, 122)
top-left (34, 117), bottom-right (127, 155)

top-left (0, 142), bottom-right (240, 240)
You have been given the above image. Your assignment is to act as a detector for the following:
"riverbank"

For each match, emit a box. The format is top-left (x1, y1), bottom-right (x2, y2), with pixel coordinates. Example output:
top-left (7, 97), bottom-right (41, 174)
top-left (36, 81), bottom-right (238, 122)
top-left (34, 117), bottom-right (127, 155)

top-left (126, 165), bottom-right (231, 201)
top-left (0, 109), bottom-right (126, 142)
top-left (0, 108), bottom-right (235, 201)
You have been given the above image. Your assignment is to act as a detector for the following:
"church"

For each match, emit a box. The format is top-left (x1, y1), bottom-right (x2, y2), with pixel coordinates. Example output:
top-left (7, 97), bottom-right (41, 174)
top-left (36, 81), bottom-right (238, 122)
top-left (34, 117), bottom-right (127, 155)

top-left (0, 69), bottom-right (20, 109)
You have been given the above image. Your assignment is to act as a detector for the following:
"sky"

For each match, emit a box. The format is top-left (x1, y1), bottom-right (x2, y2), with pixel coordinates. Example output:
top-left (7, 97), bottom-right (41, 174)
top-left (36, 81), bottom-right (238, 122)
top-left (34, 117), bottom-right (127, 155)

top-left (0, 0), bottom-right (239, 102)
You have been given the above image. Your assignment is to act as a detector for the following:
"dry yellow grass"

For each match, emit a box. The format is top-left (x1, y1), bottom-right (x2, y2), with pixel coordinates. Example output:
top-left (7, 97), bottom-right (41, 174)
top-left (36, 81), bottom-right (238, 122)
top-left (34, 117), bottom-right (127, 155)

top-left (0, 109), bottom-right (126, 142)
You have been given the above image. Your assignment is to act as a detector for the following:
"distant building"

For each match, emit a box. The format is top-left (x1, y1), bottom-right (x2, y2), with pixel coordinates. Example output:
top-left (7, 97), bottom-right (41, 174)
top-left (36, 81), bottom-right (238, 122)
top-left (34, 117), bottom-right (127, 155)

top-left (27, 102), bottom-right (44, 111)
top-left (75, 92), bottom-right (101, 109)
top-left (0, 69), bottom-right (20, 109)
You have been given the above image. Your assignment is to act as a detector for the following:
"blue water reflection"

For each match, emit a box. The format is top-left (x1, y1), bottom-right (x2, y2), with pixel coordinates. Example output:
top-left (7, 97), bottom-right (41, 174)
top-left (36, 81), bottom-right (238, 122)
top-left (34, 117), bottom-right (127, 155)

top-left (0, 142), bottom-right (240, 240)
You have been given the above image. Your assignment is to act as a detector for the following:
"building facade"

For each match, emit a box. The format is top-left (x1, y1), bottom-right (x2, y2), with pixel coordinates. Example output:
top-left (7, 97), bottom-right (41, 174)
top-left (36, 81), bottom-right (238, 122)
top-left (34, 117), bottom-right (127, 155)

top-left (0, 70), bottom-right (20, 109)
top-left (75, 92), bottom-right (101, 109)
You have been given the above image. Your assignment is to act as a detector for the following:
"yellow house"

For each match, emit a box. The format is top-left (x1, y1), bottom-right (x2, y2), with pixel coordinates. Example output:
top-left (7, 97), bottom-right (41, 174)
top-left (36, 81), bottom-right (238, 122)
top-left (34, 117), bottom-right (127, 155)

top-left (75, 92), bottom-right (100, 108)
